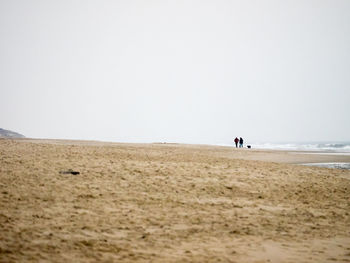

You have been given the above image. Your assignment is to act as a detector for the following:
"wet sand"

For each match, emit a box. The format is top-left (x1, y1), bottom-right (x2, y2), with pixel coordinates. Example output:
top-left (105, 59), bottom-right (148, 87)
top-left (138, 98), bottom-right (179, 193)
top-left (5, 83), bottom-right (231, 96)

top-left (1, 139), bottom-right (350, 262)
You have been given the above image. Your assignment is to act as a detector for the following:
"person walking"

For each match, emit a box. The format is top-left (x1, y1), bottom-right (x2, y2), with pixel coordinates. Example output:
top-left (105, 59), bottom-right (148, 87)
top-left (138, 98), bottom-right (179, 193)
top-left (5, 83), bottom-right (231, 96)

top-left (234, 137), bottom-right (239, 148)
top-left (239, 137), bottom-right (244, 148)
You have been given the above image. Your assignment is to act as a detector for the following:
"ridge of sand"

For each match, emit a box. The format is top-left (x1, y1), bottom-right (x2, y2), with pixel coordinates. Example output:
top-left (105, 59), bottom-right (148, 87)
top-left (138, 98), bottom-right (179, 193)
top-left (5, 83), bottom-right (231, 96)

top-left (1, 139), bottom-right (349, 262)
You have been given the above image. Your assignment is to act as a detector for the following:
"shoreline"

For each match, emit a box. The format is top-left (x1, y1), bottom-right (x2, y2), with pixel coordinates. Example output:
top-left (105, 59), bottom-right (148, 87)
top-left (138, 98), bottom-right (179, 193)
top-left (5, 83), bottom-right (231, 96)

top-left (4, 137), bottom-right (350, 168)
top-left (301, 162), bottom-right (350, 169)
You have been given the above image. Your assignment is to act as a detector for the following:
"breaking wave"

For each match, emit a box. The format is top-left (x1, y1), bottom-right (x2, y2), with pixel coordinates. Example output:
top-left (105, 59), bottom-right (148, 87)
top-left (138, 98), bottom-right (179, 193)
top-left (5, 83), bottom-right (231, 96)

top-left (249, 142), bottom-right (350, 152)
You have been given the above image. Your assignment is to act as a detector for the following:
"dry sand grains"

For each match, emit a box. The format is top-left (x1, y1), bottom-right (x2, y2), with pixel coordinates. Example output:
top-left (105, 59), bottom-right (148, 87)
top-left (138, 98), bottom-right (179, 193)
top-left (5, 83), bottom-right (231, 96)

top-left (1, 139), bottom-right (350, 262)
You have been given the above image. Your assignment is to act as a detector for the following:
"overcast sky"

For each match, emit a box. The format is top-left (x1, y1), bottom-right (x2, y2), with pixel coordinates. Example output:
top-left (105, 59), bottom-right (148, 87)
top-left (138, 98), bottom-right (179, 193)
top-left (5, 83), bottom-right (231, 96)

top-left (1, 0), bottom-right (349, 144)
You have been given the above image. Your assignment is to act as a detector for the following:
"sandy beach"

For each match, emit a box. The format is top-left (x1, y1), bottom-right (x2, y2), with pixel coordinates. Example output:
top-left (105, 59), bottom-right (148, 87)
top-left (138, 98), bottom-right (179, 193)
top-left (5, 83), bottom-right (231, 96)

top-left (0, 139), bottom-right (349, 262)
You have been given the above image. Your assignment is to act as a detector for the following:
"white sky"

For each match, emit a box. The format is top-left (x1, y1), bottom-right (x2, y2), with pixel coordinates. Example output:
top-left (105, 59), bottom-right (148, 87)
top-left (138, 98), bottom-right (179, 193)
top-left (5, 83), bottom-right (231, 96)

top-left (1, 0), bottom-right (349, 144)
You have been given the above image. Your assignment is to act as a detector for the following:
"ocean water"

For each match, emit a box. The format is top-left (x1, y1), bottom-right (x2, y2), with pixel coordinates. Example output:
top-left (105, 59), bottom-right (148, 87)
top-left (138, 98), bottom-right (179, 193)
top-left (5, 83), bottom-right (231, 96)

top-left (249, 142), bottom-right (350, 153)
top-left (219, 141), bottom-right (350, 170)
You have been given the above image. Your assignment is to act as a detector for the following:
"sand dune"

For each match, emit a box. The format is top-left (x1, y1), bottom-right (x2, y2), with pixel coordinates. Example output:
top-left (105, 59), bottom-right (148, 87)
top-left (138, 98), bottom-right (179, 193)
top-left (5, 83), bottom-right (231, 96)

top-left (0, 139), bottom-right (349, 262)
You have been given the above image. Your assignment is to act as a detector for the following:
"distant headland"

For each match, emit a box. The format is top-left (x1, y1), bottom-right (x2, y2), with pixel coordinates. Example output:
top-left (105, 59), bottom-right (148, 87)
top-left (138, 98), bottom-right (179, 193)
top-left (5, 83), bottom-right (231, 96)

top-left (0, 128), bottom-right (25, 138)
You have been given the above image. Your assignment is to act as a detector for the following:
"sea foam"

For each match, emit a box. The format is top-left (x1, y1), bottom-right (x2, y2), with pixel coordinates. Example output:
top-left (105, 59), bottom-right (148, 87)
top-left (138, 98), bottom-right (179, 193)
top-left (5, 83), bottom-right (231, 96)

top-left (249, 142), bottom-right (350, 153)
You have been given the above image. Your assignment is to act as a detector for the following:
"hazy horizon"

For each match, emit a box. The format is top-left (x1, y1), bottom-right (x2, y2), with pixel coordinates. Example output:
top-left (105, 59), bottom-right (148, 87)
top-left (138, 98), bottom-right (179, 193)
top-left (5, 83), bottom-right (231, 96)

top-left (2, 126), bottom-right (350, 147)
top-left (1, 1), bottom-right (349, 145)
